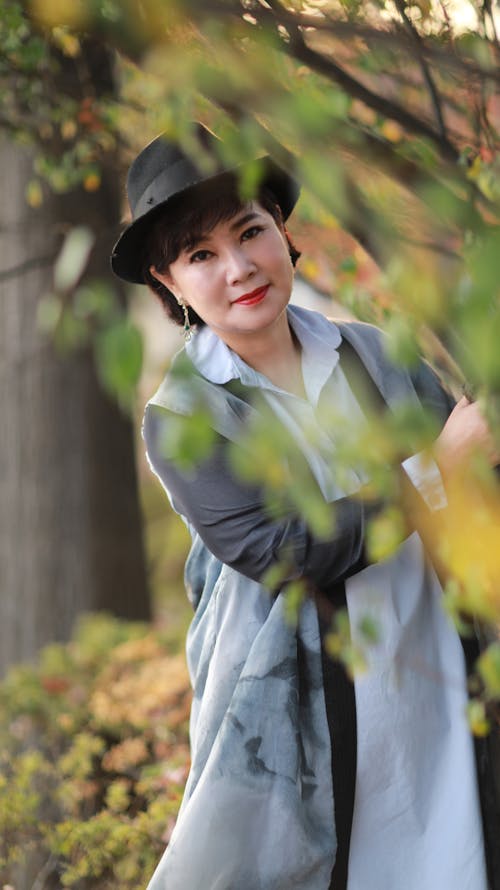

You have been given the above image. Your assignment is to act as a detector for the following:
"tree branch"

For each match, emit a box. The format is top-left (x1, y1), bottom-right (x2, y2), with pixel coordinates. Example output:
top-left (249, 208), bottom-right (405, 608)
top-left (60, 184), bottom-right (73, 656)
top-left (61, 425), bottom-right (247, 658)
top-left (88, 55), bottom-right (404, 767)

top-left (251, 0), bottom-right (500, 80)
top-left (0, 254), bottom-right (55, 283)
top-left (290, 35), bottom-right (458, 158)
top-left (243, 0), bottom-right (460, 161)
top-left (394, 0), bottom-right (448, 141)
top-left (256, 7), bottom-right (500, 83)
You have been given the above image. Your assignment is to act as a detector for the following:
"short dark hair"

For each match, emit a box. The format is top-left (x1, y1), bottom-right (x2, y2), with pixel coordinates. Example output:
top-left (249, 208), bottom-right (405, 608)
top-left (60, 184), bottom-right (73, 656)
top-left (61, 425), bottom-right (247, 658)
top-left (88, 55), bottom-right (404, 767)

top-left (141, 175), bottom-right (300, 328)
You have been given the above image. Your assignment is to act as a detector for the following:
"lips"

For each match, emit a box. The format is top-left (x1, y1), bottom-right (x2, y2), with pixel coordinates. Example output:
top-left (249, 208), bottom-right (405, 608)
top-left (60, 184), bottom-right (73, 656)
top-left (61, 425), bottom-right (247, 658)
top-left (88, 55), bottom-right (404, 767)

top-left (233, 285), bottom-right (269, 306)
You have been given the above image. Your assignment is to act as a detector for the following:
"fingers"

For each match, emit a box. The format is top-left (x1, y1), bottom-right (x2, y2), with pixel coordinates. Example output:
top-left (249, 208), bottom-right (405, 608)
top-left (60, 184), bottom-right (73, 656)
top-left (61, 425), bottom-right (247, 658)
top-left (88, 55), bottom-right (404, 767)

top-left (435, 397), bottom-right (499, 478)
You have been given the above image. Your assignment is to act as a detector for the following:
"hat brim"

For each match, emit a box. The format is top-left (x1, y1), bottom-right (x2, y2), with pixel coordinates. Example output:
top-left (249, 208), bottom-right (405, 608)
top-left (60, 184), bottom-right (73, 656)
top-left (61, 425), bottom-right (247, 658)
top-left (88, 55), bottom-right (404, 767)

top-left (111, 158), bottom-right (300, 285)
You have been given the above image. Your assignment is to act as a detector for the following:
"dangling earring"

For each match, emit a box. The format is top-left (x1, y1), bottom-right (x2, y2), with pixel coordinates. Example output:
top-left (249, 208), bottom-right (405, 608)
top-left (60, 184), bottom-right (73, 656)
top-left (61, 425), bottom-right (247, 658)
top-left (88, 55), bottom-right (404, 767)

top-left (179, 300), bottom-right (192, 342)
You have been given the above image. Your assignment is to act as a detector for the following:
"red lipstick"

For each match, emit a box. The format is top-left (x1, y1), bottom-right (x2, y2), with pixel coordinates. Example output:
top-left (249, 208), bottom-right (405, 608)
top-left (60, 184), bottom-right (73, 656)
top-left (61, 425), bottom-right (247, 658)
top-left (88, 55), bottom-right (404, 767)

top-left (234, 285), bottom-right (269, 306)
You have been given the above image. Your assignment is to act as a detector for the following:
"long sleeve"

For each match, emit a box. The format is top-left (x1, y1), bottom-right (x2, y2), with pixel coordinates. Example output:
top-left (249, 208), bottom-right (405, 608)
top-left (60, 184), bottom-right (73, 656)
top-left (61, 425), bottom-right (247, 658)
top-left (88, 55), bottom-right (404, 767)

top-left (144, 405), bottom-right (381, 593)
top-left (404, 356), bottom-right (456, 509)
top-left (144, 327), bottom-right (455, 596)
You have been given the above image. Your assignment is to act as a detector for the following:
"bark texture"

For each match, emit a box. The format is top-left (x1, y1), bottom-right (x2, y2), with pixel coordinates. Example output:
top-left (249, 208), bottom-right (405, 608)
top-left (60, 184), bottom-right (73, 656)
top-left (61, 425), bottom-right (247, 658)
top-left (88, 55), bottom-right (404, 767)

top-left (0, 136), bottom-right (151, 677)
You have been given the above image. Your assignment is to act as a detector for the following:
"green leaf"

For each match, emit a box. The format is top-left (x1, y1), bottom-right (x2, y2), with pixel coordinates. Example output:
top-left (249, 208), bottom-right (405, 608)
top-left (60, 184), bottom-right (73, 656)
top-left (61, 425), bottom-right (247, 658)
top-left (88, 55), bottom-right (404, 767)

top-left (467, 699), bottom-right (490, 737)
top-left (366, 506), bottom-right (406, 562)
top-left (357, 614), bottom-right (380, 644)
top-left (283, 579), bottom-right (306, 625)
top-left (158, 409), bottom-right (217, 471)
top-left (384, 314), bottom-right (420, 367)
top-left (37, 293), bottom-right (62, 334)
top-left (477, 642), bottom-right (500, 699)
top-left (73, 281), bottom-right (117, 323)
top-left (54, 226), bottom-right (95, 292)
top-left (94, 320), bottom-right (143, 406)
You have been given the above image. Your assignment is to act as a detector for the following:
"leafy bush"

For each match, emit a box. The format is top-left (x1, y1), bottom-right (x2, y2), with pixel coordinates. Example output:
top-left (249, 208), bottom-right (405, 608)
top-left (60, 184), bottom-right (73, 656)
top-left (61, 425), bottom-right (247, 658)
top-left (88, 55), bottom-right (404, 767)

top-left (0, 613), bottom-right (191, 888)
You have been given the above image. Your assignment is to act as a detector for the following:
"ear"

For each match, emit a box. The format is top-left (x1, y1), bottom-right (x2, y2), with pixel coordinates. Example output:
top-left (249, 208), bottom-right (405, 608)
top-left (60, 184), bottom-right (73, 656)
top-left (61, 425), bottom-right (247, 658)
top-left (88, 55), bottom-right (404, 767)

top-left (149, 264), bottom-right (180, 298)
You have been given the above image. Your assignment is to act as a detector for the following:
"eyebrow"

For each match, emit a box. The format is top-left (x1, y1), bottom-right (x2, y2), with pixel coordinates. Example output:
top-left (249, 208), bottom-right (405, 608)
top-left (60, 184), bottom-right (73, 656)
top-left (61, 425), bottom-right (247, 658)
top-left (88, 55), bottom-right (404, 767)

top-left (184, 210), bottom-right (262, 253)
top-left (229, 210), bottom-right (261, 231)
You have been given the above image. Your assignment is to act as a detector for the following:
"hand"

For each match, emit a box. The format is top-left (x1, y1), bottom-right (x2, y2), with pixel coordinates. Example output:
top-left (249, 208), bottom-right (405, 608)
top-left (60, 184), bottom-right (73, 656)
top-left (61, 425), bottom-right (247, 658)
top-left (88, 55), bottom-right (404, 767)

top-left (434, 396), bottom-right (500, 484)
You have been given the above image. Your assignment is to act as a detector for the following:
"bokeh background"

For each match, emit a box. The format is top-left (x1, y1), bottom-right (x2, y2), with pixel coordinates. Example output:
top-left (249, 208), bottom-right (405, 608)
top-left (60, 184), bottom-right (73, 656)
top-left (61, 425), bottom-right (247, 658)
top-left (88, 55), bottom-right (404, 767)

top-left (1, 0), bottom-right (499, 885)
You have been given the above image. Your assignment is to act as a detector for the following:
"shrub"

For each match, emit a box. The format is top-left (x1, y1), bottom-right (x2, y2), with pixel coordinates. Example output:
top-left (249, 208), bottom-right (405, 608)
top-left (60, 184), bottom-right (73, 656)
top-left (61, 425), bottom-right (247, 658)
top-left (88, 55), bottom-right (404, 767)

top-left (0, 613), bottom-right (191, 888)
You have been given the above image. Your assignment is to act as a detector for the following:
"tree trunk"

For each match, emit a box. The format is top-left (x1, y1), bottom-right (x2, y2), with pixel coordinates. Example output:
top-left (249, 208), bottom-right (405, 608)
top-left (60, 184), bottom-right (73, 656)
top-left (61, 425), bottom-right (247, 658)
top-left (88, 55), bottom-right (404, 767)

top-left (0, 135), bottom-right (151, 677)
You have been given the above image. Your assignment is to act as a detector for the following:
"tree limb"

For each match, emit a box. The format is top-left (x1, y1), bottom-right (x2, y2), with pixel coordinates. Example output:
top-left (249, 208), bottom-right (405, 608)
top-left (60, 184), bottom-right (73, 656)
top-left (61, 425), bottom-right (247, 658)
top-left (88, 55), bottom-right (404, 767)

top-left (238, 0), bottom-right (461, 161)
top-left (249, 5), bottom-right (500, 84)
top-left (290, 41), bottom-right (457, 159)
top-left (0, 253), bottom-right (55, 283)
top-left (394, 0), bottom-right (448, 141)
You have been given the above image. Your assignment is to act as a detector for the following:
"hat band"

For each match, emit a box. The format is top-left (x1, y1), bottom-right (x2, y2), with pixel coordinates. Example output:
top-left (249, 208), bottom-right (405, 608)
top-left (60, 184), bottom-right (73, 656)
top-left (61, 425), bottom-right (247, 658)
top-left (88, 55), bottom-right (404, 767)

top-left (134, 157), bottom-right (220, 219)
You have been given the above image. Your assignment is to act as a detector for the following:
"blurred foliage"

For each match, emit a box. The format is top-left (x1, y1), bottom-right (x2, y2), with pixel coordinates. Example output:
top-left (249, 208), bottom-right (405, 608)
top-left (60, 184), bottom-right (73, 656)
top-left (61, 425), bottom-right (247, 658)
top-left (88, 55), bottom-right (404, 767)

top-left (3, 0), bottom-right (497, 399)
top-left (1, 0), bottom-right (499, 713)
top-left (325, 606), bottom-right (381, 680)
top-left (4, 0), bottom-right (496, 406)
top-left (139, 474), bottom-right (193, 632)
top-left (0, 613), bottom-right (191, 888)
top-left (32, 225), bottom-right (149, 421)
top-left (229, 395), bottom-right (336, 537)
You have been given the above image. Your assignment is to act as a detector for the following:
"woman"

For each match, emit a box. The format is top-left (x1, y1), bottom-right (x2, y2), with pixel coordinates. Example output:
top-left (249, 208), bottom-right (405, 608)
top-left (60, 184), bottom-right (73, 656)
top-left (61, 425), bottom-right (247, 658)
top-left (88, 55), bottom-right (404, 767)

top-left (112, 125), bottom-right (496, 890)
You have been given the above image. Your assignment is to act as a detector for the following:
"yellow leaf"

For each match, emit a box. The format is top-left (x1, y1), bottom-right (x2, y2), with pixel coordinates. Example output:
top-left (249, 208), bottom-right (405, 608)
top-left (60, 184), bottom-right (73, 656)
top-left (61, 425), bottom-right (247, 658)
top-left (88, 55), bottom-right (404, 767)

top-left (30, 0), bottom-right (88, 29)
top-left (434, 478), bottom-right (500, 620)
top-left (467, 700), bottom-right (490, 737)
top-left (301, 258), bottom-right (320, 280)
top-left (52, 26), bottom-right (81, 57)
top-left (26, 179), bottom-right (43, 208)
top-left (380, 120), bottom-right (404, 143)
top-left (61, 119), bottom-right (77, 140)
top-left (367, 506), bottom-right (405, 562)
top-left (84, 173), bottom-right (101, 192)
top-left (466, 155), bottom-right (482, 182)
top-left (477, 643), bottom-right (500, 698)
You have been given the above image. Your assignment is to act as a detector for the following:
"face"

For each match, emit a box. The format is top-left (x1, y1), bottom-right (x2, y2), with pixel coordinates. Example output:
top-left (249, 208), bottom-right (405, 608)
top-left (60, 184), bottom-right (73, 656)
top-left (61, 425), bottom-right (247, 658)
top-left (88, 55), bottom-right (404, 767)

top-left (151, 201), bottom-right (294, 353)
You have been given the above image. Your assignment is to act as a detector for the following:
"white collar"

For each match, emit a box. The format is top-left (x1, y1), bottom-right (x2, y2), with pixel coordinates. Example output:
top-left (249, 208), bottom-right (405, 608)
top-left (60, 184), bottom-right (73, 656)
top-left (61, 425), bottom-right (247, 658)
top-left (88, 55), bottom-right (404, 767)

top-left (186, 304), bottom-right (341, 404)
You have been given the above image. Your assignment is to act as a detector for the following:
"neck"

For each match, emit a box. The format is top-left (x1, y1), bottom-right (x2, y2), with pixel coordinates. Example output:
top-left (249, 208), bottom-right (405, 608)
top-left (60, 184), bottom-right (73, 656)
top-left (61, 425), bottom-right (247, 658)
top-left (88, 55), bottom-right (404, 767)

top-left (225, 313), bottom-right (306, 399)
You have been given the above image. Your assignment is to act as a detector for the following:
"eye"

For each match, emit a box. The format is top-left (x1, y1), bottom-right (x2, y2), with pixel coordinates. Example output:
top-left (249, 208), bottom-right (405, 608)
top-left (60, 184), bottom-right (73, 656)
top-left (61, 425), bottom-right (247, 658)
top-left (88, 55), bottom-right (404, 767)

top-left (189, 249), bottom-right (212, 264)
top-left (241, 225), bottom-right (264, 242)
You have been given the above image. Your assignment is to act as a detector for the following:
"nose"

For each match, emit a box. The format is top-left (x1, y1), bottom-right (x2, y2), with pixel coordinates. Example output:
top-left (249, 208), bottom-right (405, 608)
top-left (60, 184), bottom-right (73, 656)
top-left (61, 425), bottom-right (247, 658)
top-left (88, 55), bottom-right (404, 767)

top-left (224, 246), bottom-right (256, 286)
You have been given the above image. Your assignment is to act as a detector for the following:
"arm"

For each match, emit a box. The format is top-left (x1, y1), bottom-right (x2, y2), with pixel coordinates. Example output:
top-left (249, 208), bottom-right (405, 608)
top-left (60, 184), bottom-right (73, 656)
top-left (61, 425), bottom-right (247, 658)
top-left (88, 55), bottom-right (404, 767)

top-left (144, 405), bottom-right (382, 594)
top-left (399, 390), bottom-right (499, 589)
top-left (145, 354), bottom-right (491, 594)
top-left (406, 357), bottom-right (498, 490)
top-left (434, 396), bottom-right (500, 487)
top-left (402, 357), bottom-right (456, 510)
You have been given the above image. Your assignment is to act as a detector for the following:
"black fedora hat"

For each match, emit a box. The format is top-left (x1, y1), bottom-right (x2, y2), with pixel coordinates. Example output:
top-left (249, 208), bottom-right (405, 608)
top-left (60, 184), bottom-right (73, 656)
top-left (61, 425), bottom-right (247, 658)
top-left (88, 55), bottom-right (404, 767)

top-left (111, 123), bottom-right (300, 284)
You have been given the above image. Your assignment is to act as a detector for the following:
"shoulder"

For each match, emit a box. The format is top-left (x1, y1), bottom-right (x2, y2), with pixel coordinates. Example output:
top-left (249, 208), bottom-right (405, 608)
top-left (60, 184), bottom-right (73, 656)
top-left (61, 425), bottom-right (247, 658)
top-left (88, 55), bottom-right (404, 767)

top-left (334, 318), bottom-right (455, 420)
top-left (142, 349), bottom-right (201, 457)
top-left (144, 354), bottom-right (256, 456)
top-left (146, 348), bottom-right (206, 417)
top-left (334, 318), bottom-right (387, 354)
top-left (409, 355), bottom-right (456, 420)
top-left (334, 318), bottom-right (395, 385)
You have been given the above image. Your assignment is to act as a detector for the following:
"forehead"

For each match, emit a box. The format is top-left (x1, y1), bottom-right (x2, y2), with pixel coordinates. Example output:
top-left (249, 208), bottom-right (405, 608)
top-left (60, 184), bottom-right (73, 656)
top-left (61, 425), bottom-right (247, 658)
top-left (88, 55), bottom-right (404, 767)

top-left (199, 202), bottom-right (263, 234)
top-left (180, 200), bottom-right (267, 251)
